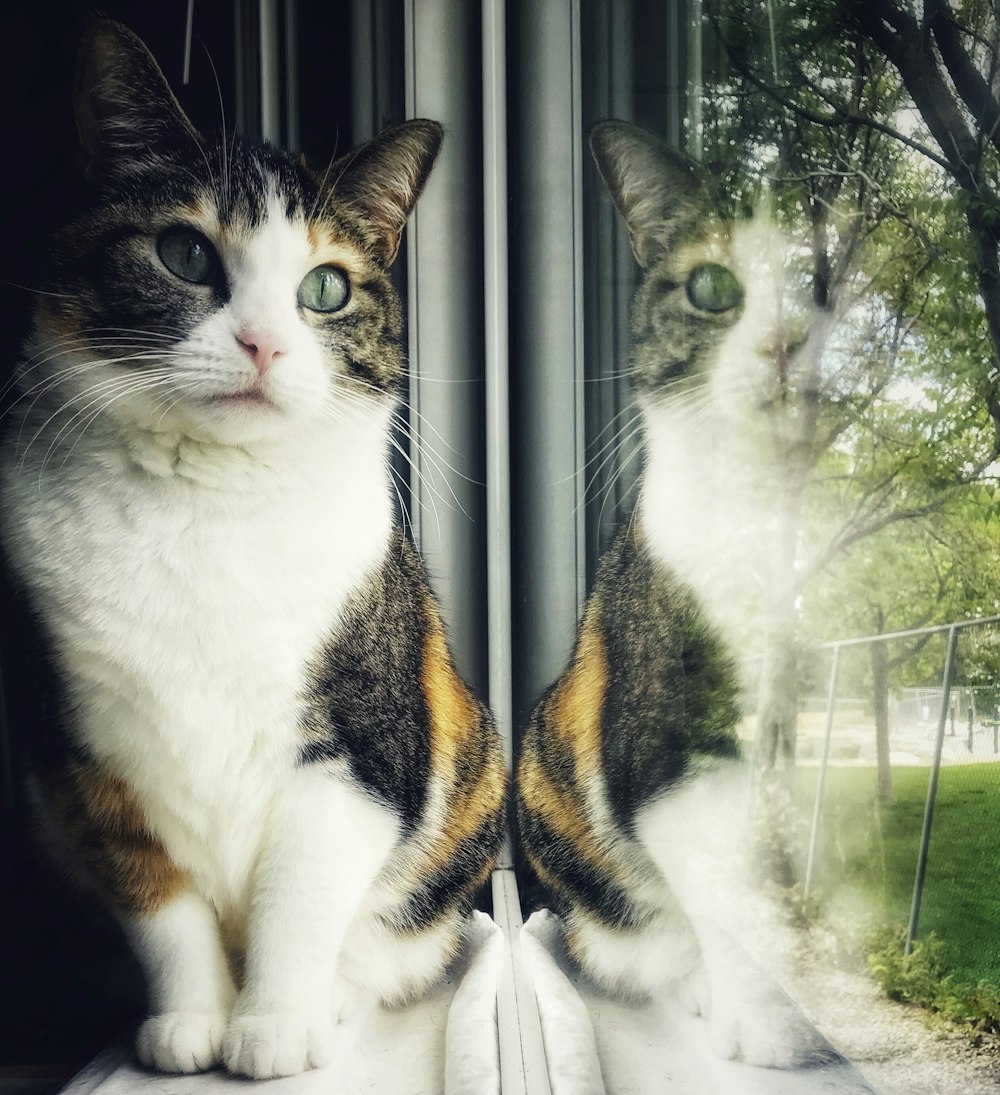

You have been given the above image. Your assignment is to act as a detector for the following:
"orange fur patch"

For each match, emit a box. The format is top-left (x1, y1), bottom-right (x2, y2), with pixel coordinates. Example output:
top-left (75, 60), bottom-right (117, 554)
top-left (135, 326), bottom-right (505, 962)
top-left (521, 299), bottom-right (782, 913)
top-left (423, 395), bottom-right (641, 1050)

top-left (38, 763), bottom-right (186, 916)
top-left (518, 745), bottom-right (609, 873)
top-left (418, 598), bottom-right (505, 878)
top-left (303, 224), bottom-right (370, 279)
top-left (548, 596), bottom-right (609, 779)
top-left (173, 199), bottom-right (221, 241)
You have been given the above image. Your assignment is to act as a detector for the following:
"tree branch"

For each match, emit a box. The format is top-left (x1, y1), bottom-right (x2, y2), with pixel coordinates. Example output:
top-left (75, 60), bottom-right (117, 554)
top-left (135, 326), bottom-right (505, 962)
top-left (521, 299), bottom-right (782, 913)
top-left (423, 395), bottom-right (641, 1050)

top-left (927, 0), bottom-right (1000, 158)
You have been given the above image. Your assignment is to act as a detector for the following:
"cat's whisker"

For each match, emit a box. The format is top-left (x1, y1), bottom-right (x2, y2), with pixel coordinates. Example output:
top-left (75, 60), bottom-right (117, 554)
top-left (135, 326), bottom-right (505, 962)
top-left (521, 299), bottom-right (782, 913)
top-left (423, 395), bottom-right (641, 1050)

top-left (338, 384), bottom-right (482, 501)
top-left (387, 461), bottom-right (415, 541)
top-left (647, 378), bottom-right (711, 415)
top-left (342, 374), bottom-right (474, 466)
top-left (398, 370), bottom-right (483, 386)
top-left (1, 280), bottom-right (84, 301)
top-left (24, 366), bottom-right (180, 447)
top-left (52, 375), bottom-right (198, 472)
top-left (579, 411), bottom-right (644, 481)
top-left (2, 354), bottom-right (110, 409)
top-left (9, 352), bottom-right (190, 426)
top-left (307, 136), bottom-right (343, 223)
top-left (578, 420), bottom-right (646, 514)
top-left (29, 372), bottom-right (182, 477)
top-left (595, 440), bottom-right (643, 529)
top-left (582, 368), bottom-right (637, 382)
top-left (388, 412), bottom-right (482, 488)
top-left (11, 362), bottom-right (179, 454)
top-left (319, 395), bottom-right (460, 524)
top-left (386, 435), bottom-right (445, 543)
top-left (315, 397), bottom-right (453, 538)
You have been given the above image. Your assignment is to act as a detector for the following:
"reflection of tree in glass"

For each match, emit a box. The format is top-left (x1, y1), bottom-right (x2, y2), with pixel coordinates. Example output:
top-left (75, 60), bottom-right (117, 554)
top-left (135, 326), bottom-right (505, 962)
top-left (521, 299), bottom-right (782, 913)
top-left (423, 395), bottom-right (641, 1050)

top-left (691, 0), bottom-right (1000, 877)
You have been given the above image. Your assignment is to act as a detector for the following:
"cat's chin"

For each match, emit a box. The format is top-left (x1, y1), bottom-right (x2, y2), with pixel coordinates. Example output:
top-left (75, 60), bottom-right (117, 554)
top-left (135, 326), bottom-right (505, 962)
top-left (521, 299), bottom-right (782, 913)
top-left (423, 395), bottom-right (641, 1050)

top-left (118, 395), bottom-right (305, 450)
top-left (207, 390), bottom-right (276, 410)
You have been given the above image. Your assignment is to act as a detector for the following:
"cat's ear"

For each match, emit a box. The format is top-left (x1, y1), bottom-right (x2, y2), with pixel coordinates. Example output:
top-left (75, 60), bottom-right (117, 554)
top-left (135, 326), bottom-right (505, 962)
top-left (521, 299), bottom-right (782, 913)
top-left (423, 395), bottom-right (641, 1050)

top-left (330, 120), bottom-right (444, 265)
top-left (590, 121), bottom-right (702, 269)
top-left (74, 20), bottom-right (200, 177)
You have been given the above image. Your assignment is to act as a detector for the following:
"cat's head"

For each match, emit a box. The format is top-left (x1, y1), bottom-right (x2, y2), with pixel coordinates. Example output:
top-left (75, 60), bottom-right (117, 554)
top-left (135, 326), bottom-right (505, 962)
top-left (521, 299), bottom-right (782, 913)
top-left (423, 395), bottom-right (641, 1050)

top-left (590, 121), bottom-right (822, 434)
top-left (29, 21), bottom-right (440, 447)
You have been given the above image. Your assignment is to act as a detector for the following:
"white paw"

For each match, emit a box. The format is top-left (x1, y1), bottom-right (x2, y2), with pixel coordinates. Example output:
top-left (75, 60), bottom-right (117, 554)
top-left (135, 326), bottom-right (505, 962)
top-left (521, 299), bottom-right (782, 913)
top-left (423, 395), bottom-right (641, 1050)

top-left (135, 1011), bottom-right (227, 1073)
top-left (708, 987), bottom-right (832, 1069)
top-left (674, 962), bottom-right (711, 1017)
top-left (223, 1012), bottom-right (334, 1079)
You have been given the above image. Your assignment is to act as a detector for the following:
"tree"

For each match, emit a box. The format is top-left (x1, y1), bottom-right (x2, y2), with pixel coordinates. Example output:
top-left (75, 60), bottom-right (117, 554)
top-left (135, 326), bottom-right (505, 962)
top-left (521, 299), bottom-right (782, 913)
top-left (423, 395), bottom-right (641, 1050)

top-left (695, 0), bottom-right (1000, 875)
top-left (853, 0), bottom-right (1000, 446)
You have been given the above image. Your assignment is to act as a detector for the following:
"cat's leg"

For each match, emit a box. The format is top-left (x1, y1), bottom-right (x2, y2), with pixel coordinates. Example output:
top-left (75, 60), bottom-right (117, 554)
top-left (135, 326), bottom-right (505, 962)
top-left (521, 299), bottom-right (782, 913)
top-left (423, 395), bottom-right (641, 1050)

top-left (339, 904), bottom-right (465, 1005)
top-left (635, 779), bottom-right (824, 1068)
top-left (128, 892), bottom-right (238, 1073)
top-left (563, 898), bottom-right (706, 1004)
top-left (34, 765), bottom-right (235, 1074)
top-left (222, 767), bottom-right (399, 1080)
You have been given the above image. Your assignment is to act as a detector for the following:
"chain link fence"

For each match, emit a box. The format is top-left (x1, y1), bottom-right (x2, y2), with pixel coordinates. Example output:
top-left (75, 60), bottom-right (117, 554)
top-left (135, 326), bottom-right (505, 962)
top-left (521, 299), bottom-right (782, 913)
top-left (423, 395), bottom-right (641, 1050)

top-left (796, 617), bottom-right (1000, 987)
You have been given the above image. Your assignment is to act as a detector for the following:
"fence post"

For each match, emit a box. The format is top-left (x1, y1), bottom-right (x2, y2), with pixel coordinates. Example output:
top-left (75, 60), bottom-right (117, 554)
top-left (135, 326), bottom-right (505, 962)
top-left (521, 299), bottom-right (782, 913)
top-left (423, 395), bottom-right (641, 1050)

top-left (905, 623), bottom-right (958, 955)
top-left (804, 643), bottom-right (840, 901)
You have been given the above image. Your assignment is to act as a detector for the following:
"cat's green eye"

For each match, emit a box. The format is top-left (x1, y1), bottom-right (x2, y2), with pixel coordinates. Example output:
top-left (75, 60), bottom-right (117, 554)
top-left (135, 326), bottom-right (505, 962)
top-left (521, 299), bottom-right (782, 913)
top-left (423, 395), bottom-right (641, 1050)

top-left (299, 266), bottom-right (350, 314)
top-left (685, 263), bottom-right (744, 314)
top-left (157, 227), bottom-right (218, 285)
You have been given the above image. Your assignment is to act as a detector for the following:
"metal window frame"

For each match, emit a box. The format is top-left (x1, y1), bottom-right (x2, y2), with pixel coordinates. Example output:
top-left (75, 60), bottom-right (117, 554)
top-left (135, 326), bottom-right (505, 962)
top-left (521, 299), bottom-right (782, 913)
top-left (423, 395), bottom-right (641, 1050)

top-left (403, 0), bottom-right (488, 697)
top-left (508, 0), bottom-right (589, 733)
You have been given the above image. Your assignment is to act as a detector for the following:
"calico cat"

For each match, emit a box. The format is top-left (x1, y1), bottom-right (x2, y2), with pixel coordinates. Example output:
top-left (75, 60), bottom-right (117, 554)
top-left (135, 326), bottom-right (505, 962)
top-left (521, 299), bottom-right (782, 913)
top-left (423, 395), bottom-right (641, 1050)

top-left (517, 121), bottom-right (815, 1066)
top-left (0, 21), bottom-right (505, 1080)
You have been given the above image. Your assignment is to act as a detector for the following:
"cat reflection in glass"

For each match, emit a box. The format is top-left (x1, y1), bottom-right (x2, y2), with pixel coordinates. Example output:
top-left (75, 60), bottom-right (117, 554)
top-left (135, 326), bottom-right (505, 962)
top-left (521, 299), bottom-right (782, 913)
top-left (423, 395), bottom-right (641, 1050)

top-left (0, 22), bottom-right (505, 1080)
top-left (518, 121), bottom-right (823, 1068)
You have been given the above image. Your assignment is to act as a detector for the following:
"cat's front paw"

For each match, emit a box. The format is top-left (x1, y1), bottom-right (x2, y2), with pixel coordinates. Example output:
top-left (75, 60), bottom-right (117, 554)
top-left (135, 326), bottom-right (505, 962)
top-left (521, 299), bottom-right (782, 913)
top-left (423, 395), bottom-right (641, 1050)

top-left (674, 961), bottom-right (710, 1018)
top-left (223, 1012), bottom-right (334, 1079)
top-left (135, 1011), bottom-right (227, 1073)
top-left (708, 987), bottom-right (832, 1069)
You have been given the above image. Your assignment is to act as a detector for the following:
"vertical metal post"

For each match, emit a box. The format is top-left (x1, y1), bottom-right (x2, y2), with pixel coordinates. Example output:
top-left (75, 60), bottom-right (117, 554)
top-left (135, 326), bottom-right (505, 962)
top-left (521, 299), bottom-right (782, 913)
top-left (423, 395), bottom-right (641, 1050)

top-left (582, 0), bottom-right (637, 571)
top-left (665, 0), bottom-right (687, 149)
top-left (687, 0), bottom-right (704, 160)
top-left (483, 0), bottom-right (513, 775)
top-left (906, 624), bottom-right (959, 954)
top-left (182, 0), bottom-right (195, 85)
top-left (492, 865), bottom-right (553, 1095)
top-left (803, 643), bottom-right (840, 900)
top-left (258, 0), bottom-right (281, 144)
top-left (233, 0), bottom-right (259, 137)
top-left (404, 0), bottom-right (487, 695)
top-left (509, 0), bottom-right (587, 728)
top-left (283, 0), bottom-right (300, 151)
top-left (350, 0), bottom-right (396, 144)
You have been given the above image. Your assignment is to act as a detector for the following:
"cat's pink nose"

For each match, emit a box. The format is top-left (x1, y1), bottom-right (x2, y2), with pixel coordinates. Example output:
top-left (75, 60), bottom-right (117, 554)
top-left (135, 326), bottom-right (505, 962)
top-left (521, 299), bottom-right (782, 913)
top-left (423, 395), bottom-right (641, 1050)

top-left (236, 331), bottom-right (286, 376)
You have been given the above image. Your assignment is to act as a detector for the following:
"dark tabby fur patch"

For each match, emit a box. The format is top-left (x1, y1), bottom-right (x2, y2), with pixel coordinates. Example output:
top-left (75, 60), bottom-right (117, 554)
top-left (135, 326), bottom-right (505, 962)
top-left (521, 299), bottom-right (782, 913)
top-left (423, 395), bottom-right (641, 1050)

top-left (517, 524), bottom-right (741, 931)
top-left (300, 531), bottom-right (506, 928)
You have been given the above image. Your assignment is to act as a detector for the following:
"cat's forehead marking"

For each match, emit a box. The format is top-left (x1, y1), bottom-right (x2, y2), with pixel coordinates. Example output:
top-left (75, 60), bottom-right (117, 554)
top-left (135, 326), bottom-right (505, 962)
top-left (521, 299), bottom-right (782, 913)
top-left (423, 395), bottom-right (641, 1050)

top-left (173, 195), bottom-right (222, 240)
top-left (674, 228), bottom-right (733, 273)
top-left (166, 188), bottom-right (370, 279)
top-left (303, 222), bottom-right (370, 279)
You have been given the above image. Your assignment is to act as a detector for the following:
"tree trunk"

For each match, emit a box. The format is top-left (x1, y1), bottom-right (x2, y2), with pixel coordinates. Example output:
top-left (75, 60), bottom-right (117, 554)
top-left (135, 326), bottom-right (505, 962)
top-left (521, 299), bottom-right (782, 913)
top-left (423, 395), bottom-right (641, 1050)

top-left (871, 612), bottom-right (894, 805)
top-left (750, 495), bottom-right (803, 887)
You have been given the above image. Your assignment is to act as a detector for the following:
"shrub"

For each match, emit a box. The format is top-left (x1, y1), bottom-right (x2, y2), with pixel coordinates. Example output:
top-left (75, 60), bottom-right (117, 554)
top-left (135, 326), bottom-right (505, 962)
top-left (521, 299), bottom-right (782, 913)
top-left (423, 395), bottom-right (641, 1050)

top-left (867, 925), bottom-right (1000, 1032)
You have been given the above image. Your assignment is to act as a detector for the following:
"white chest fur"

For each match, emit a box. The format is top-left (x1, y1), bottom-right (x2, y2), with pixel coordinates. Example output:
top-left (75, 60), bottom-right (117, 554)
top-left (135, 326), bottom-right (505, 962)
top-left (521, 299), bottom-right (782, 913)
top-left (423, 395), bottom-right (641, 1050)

top-left (638, 397), bottom-right (782, 639)
top-left (2, 413), bottom-right (394, 909)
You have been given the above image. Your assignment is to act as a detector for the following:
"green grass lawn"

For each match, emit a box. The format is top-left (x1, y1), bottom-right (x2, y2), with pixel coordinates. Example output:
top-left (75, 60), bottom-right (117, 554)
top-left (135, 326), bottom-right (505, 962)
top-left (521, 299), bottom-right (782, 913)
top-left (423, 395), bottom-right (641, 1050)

top-left (804, 763), bottom-right (1000, 987)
